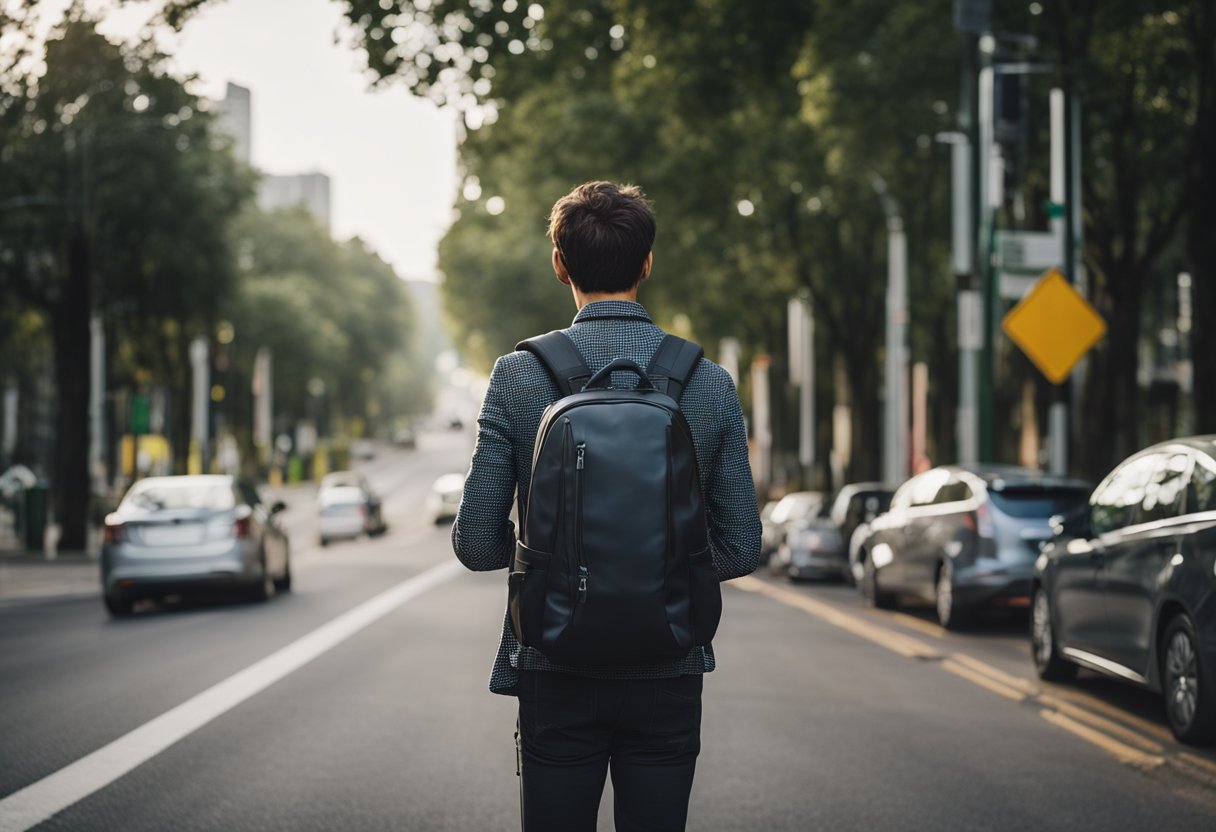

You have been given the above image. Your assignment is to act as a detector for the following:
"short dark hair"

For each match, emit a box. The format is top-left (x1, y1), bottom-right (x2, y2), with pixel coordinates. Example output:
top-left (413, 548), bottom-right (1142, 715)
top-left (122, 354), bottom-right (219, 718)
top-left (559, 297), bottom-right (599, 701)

top-left (547, 181), bottom-right (656, 294)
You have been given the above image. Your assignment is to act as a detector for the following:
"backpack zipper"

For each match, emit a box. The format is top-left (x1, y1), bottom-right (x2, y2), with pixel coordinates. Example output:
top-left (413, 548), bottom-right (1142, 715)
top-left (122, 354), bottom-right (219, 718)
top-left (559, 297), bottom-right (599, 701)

top-left (575, 443), bottom-right (588, 603)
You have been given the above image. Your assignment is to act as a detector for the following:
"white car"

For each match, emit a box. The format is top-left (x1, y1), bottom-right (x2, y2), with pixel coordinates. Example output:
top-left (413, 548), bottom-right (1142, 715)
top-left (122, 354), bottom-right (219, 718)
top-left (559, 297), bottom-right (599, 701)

top-left (426, 473), bottom-right (465, 524)
top-left (317, 485), bottom-right (369, 545)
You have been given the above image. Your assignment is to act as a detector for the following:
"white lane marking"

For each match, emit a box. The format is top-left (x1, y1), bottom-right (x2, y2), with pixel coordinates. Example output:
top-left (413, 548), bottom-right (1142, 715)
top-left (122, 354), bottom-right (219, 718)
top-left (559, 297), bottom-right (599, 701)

top-left (0, 559), bottom-right (463, 832)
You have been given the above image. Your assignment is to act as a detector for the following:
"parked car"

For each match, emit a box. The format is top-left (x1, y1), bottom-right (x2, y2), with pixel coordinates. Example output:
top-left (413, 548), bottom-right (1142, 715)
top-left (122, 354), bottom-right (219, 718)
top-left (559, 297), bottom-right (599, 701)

top-left (317, 471), bottom-right (386, 545)
top-left (858, 465), bottom-right (1090, 629)
top-left (427, 473), bottom-right (465, 524)
top-left (773, 483), bottom-right (893, 582)
top-left (350, 439), bottom-right (377, 460)
top-left (1032, 437), bottom-right (1216, 745)
top-left (759, 491), bottom-right (825, 564)
top-left (101, 475), bottom-right (291, 616)
top-left (392, 427), bottom-right (417, 449)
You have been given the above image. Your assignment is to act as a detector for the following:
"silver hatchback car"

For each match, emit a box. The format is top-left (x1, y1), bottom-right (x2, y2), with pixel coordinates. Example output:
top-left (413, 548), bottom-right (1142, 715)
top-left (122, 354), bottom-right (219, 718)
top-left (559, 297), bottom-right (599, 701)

top-left (101, 475), bottom-right (291, 616)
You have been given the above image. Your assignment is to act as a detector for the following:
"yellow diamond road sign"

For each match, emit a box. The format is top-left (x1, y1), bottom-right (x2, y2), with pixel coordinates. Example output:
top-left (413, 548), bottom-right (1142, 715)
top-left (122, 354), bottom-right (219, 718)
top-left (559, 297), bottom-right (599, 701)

top-left (1001, 268), bottom-right (1106, 384)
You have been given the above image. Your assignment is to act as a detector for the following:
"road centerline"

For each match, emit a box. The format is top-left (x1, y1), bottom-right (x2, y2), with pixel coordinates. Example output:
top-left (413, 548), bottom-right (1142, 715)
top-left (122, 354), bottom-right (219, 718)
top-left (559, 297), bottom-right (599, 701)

top-left (0, 559), bottom-right (463, 832)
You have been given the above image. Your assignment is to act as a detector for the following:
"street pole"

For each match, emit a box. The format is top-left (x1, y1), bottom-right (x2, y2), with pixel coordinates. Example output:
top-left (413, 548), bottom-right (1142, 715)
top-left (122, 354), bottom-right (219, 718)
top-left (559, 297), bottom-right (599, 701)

top-left (189, 337), bottom-right (210, 475)
top-left (977, 34), bottom-right (997, 463)
top-left (751, 356), bottom-right (772, 496)
top-left (873, 178), bottom-right (909, 486)
top-left (253, 347), bottom-right (273, 461)
top-left (719, 338), bottom-right (741, 387)
top-left (788, 297), bottom-right (815, 487)
top-left (89, 314), bottom-right (106, 496)
top-left (1048, 88), bottom-right (1068, 475)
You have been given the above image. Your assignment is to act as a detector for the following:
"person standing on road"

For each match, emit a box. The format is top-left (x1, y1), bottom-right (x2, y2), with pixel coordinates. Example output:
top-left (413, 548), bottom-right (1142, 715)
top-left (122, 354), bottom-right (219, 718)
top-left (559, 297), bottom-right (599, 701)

top-left (453, 180), bottom-right (761, 832)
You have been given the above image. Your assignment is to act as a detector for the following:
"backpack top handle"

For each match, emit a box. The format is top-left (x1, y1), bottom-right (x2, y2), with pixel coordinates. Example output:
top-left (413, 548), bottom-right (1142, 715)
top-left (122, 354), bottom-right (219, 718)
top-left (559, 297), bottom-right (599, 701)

top-left (582, 359), bottom-right (656, 392)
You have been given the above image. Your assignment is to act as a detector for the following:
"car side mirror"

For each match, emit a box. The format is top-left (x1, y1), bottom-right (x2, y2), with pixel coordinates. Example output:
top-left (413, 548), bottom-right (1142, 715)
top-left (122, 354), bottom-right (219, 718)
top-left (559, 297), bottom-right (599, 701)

top-left (1050, 508), bottom-right (1091, 540)
top-left (270, 500), bottom-right (287, 515)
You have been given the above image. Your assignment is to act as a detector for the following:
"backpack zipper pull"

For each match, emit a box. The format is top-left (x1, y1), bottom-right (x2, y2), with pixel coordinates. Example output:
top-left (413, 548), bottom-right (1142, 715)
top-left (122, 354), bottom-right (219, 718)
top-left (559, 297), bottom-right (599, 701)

top-left (578, 566), bottom-right (588, 602)
top-left (576, 445), bottom-right (585, 470)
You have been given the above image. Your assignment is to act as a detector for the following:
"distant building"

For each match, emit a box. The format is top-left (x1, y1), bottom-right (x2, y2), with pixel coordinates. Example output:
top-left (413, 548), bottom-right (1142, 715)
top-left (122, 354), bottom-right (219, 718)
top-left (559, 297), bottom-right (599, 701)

top-left (259, 172), bottom-right (332, 231)
top-left (216, 82), bottom-right (251, 165)
top-left (214, 82), bottom-right (332, 230)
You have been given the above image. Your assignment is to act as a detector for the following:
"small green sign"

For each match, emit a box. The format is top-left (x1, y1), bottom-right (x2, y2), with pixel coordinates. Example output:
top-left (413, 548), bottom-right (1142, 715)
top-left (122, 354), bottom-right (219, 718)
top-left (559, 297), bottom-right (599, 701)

top-left (131, 394), bottom-right (150, 436)
top-left (1046, 201), bottom-right (1065, 219)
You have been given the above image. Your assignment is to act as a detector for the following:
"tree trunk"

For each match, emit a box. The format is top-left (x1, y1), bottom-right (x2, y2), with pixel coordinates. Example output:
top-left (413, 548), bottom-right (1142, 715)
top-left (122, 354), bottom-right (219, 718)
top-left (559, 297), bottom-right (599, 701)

top-left (1188, 5), bottom-right (1216, 435)
top-left (51, 233), bottom-right (92, 551)
top-left (1078, 273), bottom-right (1142, 480)
top-left (844, 347), bottom-right (882, 483)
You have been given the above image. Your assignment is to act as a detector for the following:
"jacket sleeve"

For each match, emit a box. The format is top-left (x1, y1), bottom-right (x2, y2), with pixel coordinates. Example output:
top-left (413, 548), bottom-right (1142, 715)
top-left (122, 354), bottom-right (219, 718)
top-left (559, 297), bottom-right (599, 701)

top-left (705, 377), bottom-right (762, 581)
top-left (452, 357), bottom-right (517, 572)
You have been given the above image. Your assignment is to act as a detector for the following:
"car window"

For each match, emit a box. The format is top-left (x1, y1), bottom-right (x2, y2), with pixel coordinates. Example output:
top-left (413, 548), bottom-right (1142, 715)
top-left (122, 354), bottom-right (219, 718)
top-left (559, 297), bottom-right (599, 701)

top-left (1136, 453), bottom-right (1190, 524)
top-left (988, 487), bottom-right (1090, 519)
top-left (1187, 454), bottom-right (1216, 514)
top-left (1091, 454), bottom-right (1157, 535)
top-left (235, 479), bottom-right (261, 507)
top-left (122, 480), bottom-right (235, 512)
top-left (935, 481), bottom-right (973, 505)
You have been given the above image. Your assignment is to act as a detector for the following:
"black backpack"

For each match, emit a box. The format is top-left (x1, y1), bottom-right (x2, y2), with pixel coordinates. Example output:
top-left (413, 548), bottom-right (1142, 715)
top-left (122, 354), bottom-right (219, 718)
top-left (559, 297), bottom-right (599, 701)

top-left (507, 331), bottom-right (722, 666)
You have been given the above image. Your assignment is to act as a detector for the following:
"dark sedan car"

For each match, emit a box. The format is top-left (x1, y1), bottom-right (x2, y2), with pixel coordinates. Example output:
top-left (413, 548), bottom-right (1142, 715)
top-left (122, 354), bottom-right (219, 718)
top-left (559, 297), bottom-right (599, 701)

top-left (101, 475), bottom-right (291, 616)
top-left (859, 465), bottom-right (1090, 629)
top-left (1032, 437), bottom-right (1216, 745)
top-left (773, 483), bottom-right (893, 582)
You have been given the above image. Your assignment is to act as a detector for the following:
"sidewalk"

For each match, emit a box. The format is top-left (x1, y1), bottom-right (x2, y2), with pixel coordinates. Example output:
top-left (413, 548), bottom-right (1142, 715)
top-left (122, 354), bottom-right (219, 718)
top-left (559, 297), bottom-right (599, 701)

top-left (0, 554), bottom-right (101, 604)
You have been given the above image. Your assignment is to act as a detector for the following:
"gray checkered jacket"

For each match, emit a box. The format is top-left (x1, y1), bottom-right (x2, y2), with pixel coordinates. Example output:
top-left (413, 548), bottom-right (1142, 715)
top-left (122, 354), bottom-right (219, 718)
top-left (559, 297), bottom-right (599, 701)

top-left (453, 300), bottom-right (761, 695)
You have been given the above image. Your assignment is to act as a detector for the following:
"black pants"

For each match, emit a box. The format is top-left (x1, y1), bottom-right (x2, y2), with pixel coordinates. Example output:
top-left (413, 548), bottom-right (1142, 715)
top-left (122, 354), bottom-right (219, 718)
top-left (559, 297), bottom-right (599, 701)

top-left (516, 669), bottom-right (703, 832)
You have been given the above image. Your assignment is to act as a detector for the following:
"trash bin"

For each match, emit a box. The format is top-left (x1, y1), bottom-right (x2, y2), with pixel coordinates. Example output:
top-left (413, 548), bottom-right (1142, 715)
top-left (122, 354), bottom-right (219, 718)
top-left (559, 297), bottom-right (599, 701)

top-left (22, 484), bottom-right (48, 553)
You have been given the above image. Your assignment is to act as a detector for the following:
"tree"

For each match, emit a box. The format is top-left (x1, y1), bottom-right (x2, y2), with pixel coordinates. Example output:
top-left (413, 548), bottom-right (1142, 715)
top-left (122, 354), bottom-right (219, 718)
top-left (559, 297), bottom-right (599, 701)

top-left (0, 13), bottom-right (252, 546)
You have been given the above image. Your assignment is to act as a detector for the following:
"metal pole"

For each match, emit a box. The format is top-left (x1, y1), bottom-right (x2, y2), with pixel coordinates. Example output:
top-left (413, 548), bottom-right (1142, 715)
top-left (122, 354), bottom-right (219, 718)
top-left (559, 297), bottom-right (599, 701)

top-left (1047, 88), bottom-right (1068, 474)
top-left (751, 356), bottom-right (772, 494)
top-left (886, 216), bottom-right (909, 485)
top-left (89, 314), bottom-right (106, 494)
top-left (719, 338), bottom-right (741, 387)
top-left (189, 337), bottom-right (210, 475)
top-left (977, 37), bottom-right (997, 462)
top-left (798, 299), bottom-right (815, 485)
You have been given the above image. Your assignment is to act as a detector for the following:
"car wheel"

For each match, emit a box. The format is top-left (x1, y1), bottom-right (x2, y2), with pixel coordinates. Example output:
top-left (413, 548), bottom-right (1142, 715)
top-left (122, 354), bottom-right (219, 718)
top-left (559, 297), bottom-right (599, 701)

top-left (1031, 585), bottom-right (1077, 681)
top-left (935, 560), bottom-right (969, 630)
top-left (104, 594), bottom-right (134, 617)
top-left (862, 553), bottom-right (895, 609)
top-left (250, 554), bottom-right (276, 603)
top-left (1161, 614), bottom-right (1216, 745)
top-left (274, 554), bottom-right (293, 593)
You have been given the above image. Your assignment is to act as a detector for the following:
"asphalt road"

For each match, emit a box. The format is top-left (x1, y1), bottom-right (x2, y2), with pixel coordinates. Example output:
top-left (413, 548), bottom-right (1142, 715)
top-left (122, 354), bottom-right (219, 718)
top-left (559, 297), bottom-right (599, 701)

top-left (2, 430), bottom-right (1214, 831)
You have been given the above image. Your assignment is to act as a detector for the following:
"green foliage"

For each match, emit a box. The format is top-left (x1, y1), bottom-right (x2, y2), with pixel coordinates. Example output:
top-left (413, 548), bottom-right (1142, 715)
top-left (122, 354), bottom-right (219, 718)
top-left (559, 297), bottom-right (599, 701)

top-left (227, 206), bottom-right (429, 439)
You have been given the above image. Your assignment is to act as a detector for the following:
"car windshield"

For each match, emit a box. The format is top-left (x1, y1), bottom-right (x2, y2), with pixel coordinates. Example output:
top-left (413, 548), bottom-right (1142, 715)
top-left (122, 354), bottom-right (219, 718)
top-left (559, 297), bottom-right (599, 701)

top-left (320, 486), bottom-right (365, 506)
top-left (988, 487), bottom-right (1089, 519)
top-left (122, 480), bottom-right (234, 512)
top-left (322, 472), bottom-right (362, 489)
top-left (770, 493), bottom-right (821, 524)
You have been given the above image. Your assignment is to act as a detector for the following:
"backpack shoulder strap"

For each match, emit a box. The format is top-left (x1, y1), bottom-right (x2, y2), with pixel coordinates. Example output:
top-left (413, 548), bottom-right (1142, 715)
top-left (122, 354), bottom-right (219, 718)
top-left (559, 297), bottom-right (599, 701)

top-left (515, 331), bottom-right (592, 398)
top-left (646, 334), bottom-right (704, 403)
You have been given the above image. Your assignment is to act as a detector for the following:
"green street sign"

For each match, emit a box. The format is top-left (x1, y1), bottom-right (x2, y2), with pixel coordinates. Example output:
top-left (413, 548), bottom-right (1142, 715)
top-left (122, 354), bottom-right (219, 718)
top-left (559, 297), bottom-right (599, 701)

top-left (1046, 201), bottom-right (1065, 219)
top-left (131, 394), bottom-right (150, 436)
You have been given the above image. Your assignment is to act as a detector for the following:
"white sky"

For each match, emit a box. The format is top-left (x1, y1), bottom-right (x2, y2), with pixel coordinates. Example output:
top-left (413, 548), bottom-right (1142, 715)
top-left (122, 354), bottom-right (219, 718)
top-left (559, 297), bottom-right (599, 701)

top-left (37, 0), bottom-right (459, 281)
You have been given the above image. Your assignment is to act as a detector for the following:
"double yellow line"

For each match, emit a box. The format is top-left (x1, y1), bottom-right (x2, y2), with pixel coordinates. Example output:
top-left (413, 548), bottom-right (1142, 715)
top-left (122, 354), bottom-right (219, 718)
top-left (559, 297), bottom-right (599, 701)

top-left (733, 576), bottom-right (1216, 783)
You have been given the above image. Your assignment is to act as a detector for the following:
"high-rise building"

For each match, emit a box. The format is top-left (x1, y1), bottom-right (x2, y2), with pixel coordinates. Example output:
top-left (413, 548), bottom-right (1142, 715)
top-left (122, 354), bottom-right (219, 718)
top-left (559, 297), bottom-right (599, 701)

top-left (214, 83), bottom-right (332, 230)
top-left (259, 172), bottom-right (332, 231)
top-left (216, 82), bottom-right (251, 165)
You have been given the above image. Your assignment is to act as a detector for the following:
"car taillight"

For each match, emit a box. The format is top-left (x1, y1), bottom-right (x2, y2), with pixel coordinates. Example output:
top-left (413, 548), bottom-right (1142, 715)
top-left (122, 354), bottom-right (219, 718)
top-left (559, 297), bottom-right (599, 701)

top-left (234, 516), bottom-right (252, 539)
top-left (103, 523), bottom-right (125, 544)
top-left (976, 503), bottom-right (995, 538)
